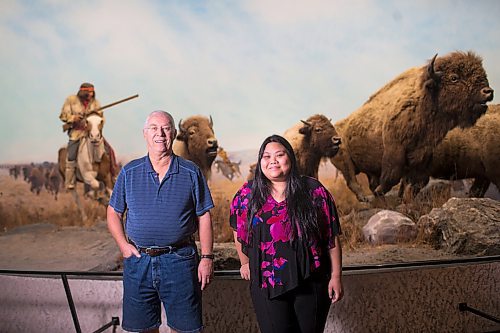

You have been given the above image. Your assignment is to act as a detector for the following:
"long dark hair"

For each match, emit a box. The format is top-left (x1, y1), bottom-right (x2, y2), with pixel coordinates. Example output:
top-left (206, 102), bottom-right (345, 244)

top-left (248, 134), bottom-right (321, 243)
top-left (77, 82), bottom-right (96, 100)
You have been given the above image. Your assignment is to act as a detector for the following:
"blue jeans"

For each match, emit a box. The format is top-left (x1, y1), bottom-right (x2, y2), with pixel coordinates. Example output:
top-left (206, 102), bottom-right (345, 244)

top-left (122, 244), bottom-right (202, 332)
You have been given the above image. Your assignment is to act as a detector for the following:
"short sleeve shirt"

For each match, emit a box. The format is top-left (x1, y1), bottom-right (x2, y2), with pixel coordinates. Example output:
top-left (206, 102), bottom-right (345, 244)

top-left (109, 154), bottom-right (214, 247)
top-left (229, 176), bottom-right (341, 298)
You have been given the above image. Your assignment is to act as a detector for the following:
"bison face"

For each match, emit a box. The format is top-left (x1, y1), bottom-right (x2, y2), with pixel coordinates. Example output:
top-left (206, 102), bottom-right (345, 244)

top-left (299, 114), bottom-right (341, 158)
top-left (177, 116), bottom-right (219, 164)
top-left (424, 52), bottom-right (494, 128)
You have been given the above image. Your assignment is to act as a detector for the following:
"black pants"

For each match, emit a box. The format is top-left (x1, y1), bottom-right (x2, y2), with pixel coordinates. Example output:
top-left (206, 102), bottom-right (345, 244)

top-left (67, 139), bottom-right (80, 161)
top-left (250, 275), bottom-right (331, 333)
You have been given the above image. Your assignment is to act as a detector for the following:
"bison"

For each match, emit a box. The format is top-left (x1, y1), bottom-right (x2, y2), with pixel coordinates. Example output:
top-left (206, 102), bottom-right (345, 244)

top-left (247, 162), bottom-right (257, 181)
top-left (9, 165), bottom-right (20, 180)
top-left (173, 115), bottom-right (219, 181)
top-left (45, 163), bottom-right (62, 200)
top-left (283, 114), bottom-right (341, 178)
top-left (331, 51), bottom-right (494, 202)
top-left (28, 166), bottom-right (45, 195)
top-left (426, 104), bottom-right (500, 197)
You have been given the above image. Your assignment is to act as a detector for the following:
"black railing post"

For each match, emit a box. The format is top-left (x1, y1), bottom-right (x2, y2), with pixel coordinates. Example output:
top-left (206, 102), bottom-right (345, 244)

top-left (459, 302), bottom-right (500, 324)
top-left (92, 316), bottom-right (120, 333)
top-left (61, 273), bottom-right (82, 333)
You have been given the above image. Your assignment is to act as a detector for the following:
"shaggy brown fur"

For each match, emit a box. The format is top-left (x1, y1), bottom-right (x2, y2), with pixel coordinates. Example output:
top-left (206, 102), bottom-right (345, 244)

top-left (331, 51), bottom-right (494, 202)
top-left (173, 115), bottom-right (219, 180)
top-left (429, 104), bottom-right (500, 197)
top-left (44, 164), bottom-right (62, 201)
top-left (28, 166), bottom-right (45, 195)
top-left (284, 114), bottom-right (341, 178)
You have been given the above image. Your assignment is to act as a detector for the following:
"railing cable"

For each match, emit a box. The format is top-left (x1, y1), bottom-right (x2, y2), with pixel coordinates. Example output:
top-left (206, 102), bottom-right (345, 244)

top-left (459, 302), bottom-right (500, 324)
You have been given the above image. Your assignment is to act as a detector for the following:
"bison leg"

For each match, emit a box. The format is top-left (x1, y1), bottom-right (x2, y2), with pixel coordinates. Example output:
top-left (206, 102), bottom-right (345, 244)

top-left (330, 155), bottom-right (369, 202)
top-left (397, 178), bottom-right (408, 199)
top-left (375, 147), bottom-right (405, 196)
top-left (367, 175), bottom-right (380, 194)
top-left (468, 177), bottom-right (490, 197)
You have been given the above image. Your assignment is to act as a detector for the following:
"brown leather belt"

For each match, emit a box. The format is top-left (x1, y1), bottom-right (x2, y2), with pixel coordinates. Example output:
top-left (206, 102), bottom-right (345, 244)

top-left (131, 238), bottom-right (193, 257)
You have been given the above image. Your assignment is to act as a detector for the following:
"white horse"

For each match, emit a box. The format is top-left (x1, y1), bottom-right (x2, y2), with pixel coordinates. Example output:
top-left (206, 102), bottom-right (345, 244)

top-left (58, 112), bottom-right (116, 218)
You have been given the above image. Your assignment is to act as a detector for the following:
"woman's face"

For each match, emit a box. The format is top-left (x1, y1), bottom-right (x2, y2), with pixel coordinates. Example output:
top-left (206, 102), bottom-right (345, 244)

top-left (260, 142), bottom-right (291, 182)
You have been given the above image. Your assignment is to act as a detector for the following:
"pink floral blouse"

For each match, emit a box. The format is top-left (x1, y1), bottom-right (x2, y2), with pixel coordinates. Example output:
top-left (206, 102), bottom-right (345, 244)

top-left (230, 176), bottom-right (341, 298)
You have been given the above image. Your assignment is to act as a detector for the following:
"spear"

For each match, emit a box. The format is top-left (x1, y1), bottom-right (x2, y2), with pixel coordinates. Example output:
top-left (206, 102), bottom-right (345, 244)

top-left (63, 94), bottom-right (139, 132)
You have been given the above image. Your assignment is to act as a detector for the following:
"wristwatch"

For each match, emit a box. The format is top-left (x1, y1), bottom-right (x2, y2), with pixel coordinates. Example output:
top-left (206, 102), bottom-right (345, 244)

top-left (200, 254), bottom-right (215, 260)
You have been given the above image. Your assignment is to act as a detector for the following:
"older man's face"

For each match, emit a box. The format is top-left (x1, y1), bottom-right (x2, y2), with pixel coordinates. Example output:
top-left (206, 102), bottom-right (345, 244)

top-left (143, 113), bottom-right (177, 155)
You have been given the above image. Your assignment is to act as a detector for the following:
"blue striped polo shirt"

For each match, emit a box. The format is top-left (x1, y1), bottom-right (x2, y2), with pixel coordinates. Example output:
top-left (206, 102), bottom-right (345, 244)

top-left (109, 154), bottom-right (214, 247)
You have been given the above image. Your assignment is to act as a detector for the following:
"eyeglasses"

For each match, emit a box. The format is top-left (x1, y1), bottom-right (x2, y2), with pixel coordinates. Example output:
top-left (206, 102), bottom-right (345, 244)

top-left (145, 126), bottom-right (173, 133)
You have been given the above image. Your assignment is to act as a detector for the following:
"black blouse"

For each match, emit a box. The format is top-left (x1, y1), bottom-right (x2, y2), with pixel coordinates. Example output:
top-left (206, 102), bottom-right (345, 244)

top-left (229, 176), bottom-right (341, 298)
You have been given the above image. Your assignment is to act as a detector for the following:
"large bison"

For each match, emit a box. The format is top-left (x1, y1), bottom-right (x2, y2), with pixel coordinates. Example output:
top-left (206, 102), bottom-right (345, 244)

top-left (173, 115), bottom-right (219, 181)
top-left (426, 104), bottom-right (500, 197)
top-left (283, 114), bottom-right (341, 178)
top-left (331, 51), bottom-right (494, 202)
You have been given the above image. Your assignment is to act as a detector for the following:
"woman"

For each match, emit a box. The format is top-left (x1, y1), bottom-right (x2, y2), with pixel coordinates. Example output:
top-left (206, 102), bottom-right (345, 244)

top-left (230, 134), bottom-right (343, 333)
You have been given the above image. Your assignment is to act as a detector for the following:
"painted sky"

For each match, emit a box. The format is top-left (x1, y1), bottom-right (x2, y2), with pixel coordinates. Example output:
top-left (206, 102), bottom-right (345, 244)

top-left (1, 0), bottom-right (499, 163)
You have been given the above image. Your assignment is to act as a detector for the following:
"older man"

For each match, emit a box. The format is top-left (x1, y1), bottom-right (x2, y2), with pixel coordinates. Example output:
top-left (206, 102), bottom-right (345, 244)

top-left (107, 110), bottom-right (214, 333)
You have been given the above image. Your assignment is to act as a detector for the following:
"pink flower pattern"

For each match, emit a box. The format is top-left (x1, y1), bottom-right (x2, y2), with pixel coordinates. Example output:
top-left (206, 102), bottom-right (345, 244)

top-left (230, 178), bottom-right (340, 290)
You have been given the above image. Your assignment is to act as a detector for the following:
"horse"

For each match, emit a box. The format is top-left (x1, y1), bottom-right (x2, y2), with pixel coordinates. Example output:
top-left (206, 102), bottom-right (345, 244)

top-left (58, 112), bottom-right (117, 218)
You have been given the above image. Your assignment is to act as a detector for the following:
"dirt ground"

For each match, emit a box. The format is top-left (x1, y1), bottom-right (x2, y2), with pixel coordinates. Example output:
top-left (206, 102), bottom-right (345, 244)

top-left (0, 169), bottom-right (465, 272)
top-left (0, 220), bottom-right (466, 272)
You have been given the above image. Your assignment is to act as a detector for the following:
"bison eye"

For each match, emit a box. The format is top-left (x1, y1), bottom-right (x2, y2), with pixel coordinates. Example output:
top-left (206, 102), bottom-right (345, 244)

top-left (449, 74), bottom-right (459, 83)
top-left (314, 127), bottom-right (323, 132)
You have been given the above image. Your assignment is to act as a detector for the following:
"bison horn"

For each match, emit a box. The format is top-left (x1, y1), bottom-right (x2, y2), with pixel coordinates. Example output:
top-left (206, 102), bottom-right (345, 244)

top-left (300, 120), bottom-right (312, 127)
top-left (209, 115), bottom-right (213, 127)
top-left (178, 119), bottom-right (185, 132)
top-left (427, 53), bottom-right (442, 82)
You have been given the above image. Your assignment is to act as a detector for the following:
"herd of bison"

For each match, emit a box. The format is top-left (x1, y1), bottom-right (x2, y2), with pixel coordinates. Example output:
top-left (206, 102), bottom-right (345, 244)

top-left (3, 51), bottom-right (499, 227)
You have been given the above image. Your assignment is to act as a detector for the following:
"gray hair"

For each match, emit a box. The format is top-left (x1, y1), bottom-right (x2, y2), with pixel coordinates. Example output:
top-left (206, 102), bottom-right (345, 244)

top-left (144, 110), bottom-right (176, 129)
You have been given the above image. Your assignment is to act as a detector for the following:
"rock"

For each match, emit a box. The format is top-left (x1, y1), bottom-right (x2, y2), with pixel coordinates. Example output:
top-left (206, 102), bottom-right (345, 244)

top-left (362, 210), bottom-right (417, 245)
top-left (416, 179), bottom-right (452, 201)
top-left (419, 197), bottom-right (500, 255)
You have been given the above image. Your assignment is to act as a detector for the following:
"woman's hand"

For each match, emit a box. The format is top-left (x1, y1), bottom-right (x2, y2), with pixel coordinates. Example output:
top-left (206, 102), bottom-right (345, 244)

top-left (328, 275), bottom-right (343, 303)
top-left (240, 263), bottom-right (250, 280)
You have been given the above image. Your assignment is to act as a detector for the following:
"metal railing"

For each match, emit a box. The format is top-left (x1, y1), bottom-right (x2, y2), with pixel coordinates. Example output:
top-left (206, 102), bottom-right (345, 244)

top-left (0, 255), bottom-right (499, 332)
top-left (459, 302), bottom-right (500, 324)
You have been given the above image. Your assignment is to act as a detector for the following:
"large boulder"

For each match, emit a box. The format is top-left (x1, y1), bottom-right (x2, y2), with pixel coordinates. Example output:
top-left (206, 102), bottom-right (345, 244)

top-left (362, 210), bottom-right (418, 245)
top-left (419, 198), bottom-right (500, 255)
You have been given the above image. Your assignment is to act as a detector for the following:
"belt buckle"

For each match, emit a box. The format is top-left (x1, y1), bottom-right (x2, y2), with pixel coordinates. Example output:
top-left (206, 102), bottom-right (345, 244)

top-left (145, 246), bottom-right (172, 256)
top-left (144, 247), bottom-right (156, 256)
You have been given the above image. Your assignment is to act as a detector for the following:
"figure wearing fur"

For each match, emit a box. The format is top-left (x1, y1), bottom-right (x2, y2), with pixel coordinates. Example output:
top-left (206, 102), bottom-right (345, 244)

top-left (59, 83), bottom-right (103, 190)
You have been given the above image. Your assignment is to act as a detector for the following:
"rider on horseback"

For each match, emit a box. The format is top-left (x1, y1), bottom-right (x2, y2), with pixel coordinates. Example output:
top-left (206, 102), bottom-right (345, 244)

top-left (59, 82), bottom-right (103, 190)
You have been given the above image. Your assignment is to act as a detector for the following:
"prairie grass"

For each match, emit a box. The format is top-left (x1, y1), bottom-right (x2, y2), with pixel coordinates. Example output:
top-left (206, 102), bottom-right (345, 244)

top-left (0, 166), bottom-right (450, 251)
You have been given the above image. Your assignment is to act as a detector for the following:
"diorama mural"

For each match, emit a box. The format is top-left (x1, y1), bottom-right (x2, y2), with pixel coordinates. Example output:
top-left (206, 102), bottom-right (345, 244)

top-left (0, 1), bottom-right (499, 274)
